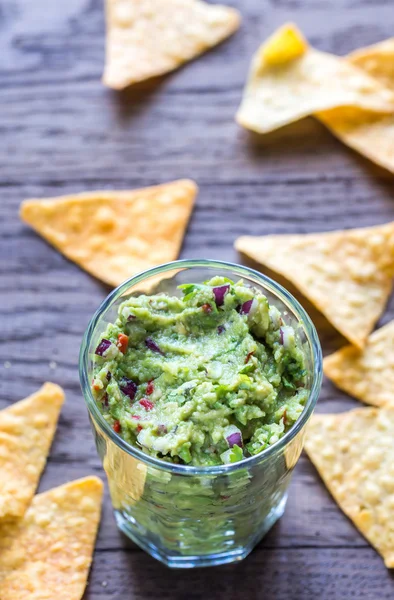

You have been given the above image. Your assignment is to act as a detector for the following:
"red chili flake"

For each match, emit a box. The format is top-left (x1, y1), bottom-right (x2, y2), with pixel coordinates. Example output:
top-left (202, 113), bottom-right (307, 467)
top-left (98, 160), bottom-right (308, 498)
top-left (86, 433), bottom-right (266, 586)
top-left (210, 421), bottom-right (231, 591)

top-left (220, 495), bottom-right (230, 501)
top-left (245, 351), bottom-right (255, 364)
top-left (92, 382), bottom-right (101, 391)
top-left (202, 303), bottom-right (212, 314)
top-left (137, 425), bottom-right (143, 433)
top-left (146, 379), bottom-right (154, 395)
top-left (132, 415), bottom-right (141, 421)
top-left (139, 398), bottom-right (154, 411)
top-left (117, 333), bottom-right (129, 354)
top-left (113, 420), bottom-right (121, 433)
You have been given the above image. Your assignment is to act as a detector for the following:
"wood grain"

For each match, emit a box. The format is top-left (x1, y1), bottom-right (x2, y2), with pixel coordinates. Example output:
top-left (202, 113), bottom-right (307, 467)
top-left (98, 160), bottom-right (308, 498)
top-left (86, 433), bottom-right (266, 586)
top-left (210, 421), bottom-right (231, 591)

top-left (1, 0), bottom-right (394, 597)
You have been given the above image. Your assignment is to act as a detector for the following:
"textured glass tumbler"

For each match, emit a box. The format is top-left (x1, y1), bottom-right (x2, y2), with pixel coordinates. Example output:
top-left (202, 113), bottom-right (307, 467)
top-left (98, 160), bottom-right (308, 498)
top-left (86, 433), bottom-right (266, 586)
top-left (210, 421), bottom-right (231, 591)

top-left (80, 260), bottom-right (322, 568)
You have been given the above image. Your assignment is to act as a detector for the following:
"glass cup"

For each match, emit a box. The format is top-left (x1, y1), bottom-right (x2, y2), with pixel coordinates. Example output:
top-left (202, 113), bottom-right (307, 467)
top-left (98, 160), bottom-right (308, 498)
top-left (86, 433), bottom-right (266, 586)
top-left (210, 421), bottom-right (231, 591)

top-left (80, 260), bottom-right (322, 568)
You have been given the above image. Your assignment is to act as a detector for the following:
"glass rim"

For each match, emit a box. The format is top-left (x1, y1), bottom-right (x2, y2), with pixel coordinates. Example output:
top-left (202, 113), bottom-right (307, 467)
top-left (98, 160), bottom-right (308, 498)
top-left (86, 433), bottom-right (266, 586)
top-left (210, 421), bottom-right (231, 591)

top-left (79, 259), bottom-right (323, 476)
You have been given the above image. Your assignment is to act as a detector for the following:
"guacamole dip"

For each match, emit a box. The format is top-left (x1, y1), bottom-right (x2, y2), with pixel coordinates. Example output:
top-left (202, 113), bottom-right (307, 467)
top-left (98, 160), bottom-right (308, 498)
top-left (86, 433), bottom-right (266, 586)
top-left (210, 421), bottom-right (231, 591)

top-left (91, 277), bottom-right (308, 467)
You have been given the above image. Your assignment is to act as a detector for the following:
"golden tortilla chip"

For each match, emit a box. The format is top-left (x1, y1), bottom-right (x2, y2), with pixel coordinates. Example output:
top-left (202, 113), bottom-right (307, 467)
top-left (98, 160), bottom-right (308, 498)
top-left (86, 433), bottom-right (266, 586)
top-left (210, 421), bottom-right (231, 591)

top-left (317, 39), bottom-right (394, 174)
top-left (0, 477), bottom-right (103, 599)
top-left (317, 107), bottom-right (394, 175)
top-left (305, 408), bottom-right (394, 568)
top-left (348, 38), bottom-right (394, 89)
top-left (324, 320), bottom-right (394, 408)
top-left (0, 383), bottom-right (64, 521)
top-left (103, 0), bottom-right (241, 89)
top-left (236, 23), bottom-right (394, 134)
top-left (20, 180), bottom-right (197, 288)
top-left (235, 221), bottom-right (394, 348)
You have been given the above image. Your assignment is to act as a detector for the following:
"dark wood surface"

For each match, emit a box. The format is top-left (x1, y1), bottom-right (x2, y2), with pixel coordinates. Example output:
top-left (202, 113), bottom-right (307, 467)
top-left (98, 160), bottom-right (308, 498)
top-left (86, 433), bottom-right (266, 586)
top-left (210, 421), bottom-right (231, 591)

top-left (1, 0), bottom-right (394, 598)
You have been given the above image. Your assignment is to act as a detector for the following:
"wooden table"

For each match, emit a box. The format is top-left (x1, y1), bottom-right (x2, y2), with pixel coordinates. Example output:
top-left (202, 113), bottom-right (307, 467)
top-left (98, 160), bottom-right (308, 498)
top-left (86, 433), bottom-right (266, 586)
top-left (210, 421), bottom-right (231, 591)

top-left (1, 0), bottom-right (394, 597)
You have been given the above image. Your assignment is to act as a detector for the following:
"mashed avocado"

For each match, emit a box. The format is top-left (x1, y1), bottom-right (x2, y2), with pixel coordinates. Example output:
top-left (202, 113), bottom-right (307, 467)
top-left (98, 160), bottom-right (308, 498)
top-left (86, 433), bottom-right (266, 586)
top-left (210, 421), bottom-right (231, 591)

top-left (91, 277), bottom-right (308, 467)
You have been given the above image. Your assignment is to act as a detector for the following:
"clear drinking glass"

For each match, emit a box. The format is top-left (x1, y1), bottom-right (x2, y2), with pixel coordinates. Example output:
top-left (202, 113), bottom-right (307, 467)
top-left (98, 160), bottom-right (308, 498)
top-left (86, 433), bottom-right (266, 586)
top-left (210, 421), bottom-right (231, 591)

top-left (79, 260), bottom-right (322, 568)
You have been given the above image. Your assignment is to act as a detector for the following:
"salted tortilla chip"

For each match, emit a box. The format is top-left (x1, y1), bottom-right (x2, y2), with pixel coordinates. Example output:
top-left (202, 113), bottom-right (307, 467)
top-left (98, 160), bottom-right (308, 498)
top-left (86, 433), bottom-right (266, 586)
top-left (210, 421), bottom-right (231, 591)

top-left (317, 107), bottom-right (394, 175)
top-left (317, 39), bottom-right (394, 174)
top-left (103, 0), bottom-right (241, 89)
top-left (324, 320), bottom-right (394, 408)
top-left (0, 383), bottom-right (64, 520)
top-left (305, 408), bottom-right (394, 568)
top-left (348, 38), bottom-right (394, 89)
top-left (235, 221), bottom-right (394, 348)
top-left (0, 477), bottom-right (103, 599)
top-left (236, 23), bottom-right (394, 134)
top-left (20, 180), bottom-right (197, 288)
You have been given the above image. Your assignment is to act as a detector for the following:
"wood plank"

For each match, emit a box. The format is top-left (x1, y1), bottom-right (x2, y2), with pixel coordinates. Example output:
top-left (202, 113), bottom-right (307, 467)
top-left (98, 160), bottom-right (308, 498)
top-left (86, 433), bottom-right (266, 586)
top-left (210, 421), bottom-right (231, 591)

top-left (85, 548), bottom-right (394, 599)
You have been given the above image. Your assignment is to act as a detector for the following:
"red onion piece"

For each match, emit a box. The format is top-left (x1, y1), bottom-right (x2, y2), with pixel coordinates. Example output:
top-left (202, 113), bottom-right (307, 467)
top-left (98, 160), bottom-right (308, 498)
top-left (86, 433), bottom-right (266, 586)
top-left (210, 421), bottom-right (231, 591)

top-left (227, 432), bottom-right (243, 448)
top-left (217, 325), bottom-right (226, 335)
top-left (239, 299), bottom-right (253, 315)
top-left (279, 326), bottom-right (292, 349)
top-left (157, 424), bottom-right (168, 435)
top-left (145, 337), bottom-right (164, 355)
top-left (95, 339), bottom-right (112, 356)
top-left (119, 377), bottom-right (137, 400)
top-left (213, 285), bottom-right (230, 307)
top-left (224, 425), bottom-right (243, 448)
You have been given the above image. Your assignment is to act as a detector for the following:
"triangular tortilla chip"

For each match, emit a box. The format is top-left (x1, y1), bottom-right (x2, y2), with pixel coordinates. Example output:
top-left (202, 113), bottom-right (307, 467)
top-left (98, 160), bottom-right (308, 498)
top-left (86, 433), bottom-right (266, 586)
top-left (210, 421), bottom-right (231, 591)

top-left (236, 23), bottom-right (394, 134)
top-left (235, 221), bottom-right (394, 348)
top-left (324, 320), bottom-right (394, 408)
top-left (20, 180), bottom-right (197, 288)
top-left (348, 38), bottom-right (394, 89)
top-left (103, 0), bottom-right (241, 89)
top-left (317, 39), bottom-right (394, 174)
top-left (317, 107), bottom-right (394, 175)
top-left (0, 382), bottom-right (64, 520)
top-left (305, 408), bottom-right (394, 568)
top-left (0, 477), bottom-right (103, 599)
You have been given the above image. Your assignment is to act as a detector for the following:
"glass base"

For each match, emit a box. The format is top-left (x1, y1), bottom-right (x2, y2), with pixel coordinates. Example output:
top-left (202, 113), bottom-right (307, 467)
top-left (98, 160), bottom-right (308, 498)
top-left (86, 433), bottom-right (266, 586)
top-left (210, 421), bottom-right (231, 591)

top-left (114, 493), bottom-right (288, 569)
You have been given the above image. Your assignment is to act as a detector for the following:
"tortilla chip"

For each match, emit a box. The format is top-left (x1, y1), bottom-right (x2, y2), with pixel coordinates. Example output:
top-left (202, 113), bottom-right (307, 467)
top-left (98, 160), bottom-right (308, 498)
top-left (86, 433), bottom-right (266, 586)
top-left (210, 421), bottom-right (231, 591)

top-left (305, 408), bottom-right (394, 568)
top-left (20, 180), bottom-right (197, 288)
top-left (235, 221), bottom-right (394, 348)
top-left (348, 38), bottom-right (394, 89)
top-left (0, 383), bottom-right (64, 521)
top-left (324, 320), bottom-right (394, 408)
top-left (317, 107), bottom-right (394, 174)
top-left (236, 23), bottom-right (394, 134)
top-left (317, 39), bottom-right (394, 174)
top-left (0, 477), bottom-right (103, 599)
top-left (103, 0), bottom-right (241, 89)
